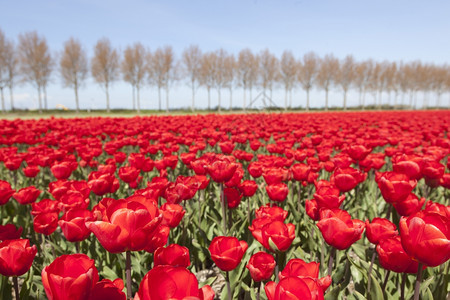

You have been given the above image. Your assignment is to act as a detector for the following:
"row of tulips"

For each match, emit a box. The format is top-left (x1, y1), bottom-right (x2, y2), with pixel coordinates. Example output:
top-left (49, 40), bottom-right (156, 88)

top-left (0, 110), bottom-right (448, 299)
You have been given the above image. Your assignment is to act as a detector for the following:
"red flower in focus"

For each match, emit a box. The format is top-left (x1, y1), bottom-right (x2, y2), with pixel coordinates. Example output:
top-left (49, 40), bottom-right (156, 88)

top-left (209, 236), bottom-right (248, 271)
top-left (238, 180), bottom-right (258, 197)
top-left (143, 225), bottom-right (170, 253)
top-left (0, 239), bottom-right (37, 276)
top-left (313, 181), bottom-right (345, 209)
top-left (264, 277), bottom-right (313, 300)
top-left (376, 172), bottom-right (417, 203)
top-left (86, 195), bottom-right (162, 253)
top-left (332, 167), bottom-right (366, 192)
top-left (206, 158), bottom-right (238, 183)
top-left (421, 160), bottom-right (445, 187)
top-left (365, 218), bottom-right (398, 245)
top-left (317, 209), bottom-right (365, 250)
top-left (42, 254), bottom-right (99, 300)
top-left (251, 220), bottom-right (296, 252)
top-left (88, 278), bottom-right (126, 300)
top-left (154, 244), bottom-right (190, 268)
top-left (246, 251), bottom-right (276, 282)
top-left (58, 208), bottom-right (94, 242)
top-left (392, 193), bottom-right (425, 216)
top-left (118, 166), bottom-right (141, 184)
top-left (266, 183), bottom-right (289, 202)
top-left (255, 204), bottom-right (288, 222)
top-left (160, 203), bottom-right (185, 228)
top-left (376, 236), bottom-right (420, 273)
top-left (135, 265), bottom-right (214, 300)
top-left (291, 163), bottom-right (310, 182)
top-left (399, 211), bottom-right (450, 267)
top-left (305, 199), bottom-right (319, 221)
top-left (0, 180), bottom-right (15, 205)
top-left (12, 186), bottom-right (41, 205)
top-left (33, 212), bottom-right (59, 235)
top-left (51, 161), bottom-right (76, 180)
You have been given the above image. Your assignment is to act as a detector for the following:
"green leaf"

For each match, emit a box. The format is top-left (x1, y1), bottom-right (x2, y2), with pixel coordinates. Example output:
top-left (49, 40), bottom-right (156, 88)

top-left (368, 273), bottom-right (384, 300)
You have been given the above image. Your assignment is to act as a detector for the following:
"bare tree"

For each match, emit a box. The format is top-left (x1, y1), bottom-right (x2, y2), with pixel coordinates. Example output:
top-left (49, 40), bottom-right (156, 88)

top-left (336, 55), bottom-right (355, 110)
top-left (122, 42), bottom-right (147, 113)
top-left (60, 38), bottom-right (88, 113)
top-left (18, 31), bottom-right (53, 113)
top-left (431, 65), bottom-right (448, 108)
top-left (315, 54), bottom-right (339, 111)
top-left (258, 49), bottom-right (279, 108)
top-left (214, 49), bottom-right (228, 112)
top-left (223, 52), bottom-right (236, 110)
top-left (297, 52), bottom-right (318, 111)
top-left (237, 49), bottom-right (258, 111)
top-left (182, 45), bottom-right (202, 112)
top-left (353, 60), bottom-right (372, 110)
top-left (150, 46), bottom-right (175, 112)
top-left (199, 51), bottom-right (216, 110)
top-left (280, 50), bottom-right (297, 110)
top-left (4, 38), bottom-right (18, 112)
top-left (91, 38), bottom-right (119, 113)
top-left (0, 30), bottom-right (8, 113)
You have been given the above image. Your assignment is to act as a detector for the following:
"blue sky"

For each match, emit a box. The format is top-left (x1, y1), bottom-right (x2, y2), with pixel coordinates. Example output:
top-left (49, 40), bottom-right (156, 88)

top-left (1, 0), bottom-right (449, 110)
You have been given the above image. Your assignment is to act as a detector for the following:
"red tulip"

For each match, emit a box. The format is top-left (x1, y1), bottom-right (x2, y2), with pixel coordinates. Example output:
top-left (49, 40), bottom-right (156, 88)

top-left (118, 166), bottom-right (141, 184)
top-left (255, 204), bottom-right (288, 222)
top-left (238, 180), bottom-right (258, 197)
top-left (291, 163), bottom-right (310, 182)
top-left (0, 224), bottom-right (23, 241)
top-left (42, 254), bottom-right (99, 300)
top-left (317, 209), bottom-right (365, 250)
top-left (206, 158), bottom-right (238, 183)
top-left (51, 161), bottom-right (76, 180)
top-left (305, 199), bottom-right (320, 221)
top-left (224, 187), bottom-right (243, 208)
top-left (246, 251), bottom-right (276, 282)
top-left (0, 239), bottom-right (37, 276)
top-left (33, 212), bottom-right (59, 235)
top-left (332, 167), bottom-right (366, 192)
top-left (143, 225), bottom-right (170, 253)
top-left (376, 236), bottom-right (420, 273)
top-left (154, 244), bottom-right (190, 268)
top-left (135, 265), bottom-right (214, 300)
top-left (376, 172), bottom-right (416, 203)
top-left (265, 277), bottom-right (312, 300)
top-left (392, 193), bottom-right (425, 216)
top-left (346, 144), bottom-right (371, 161)
top-left (365, 218), bottom-right (398, 245)
top-left (58, 208), bottom-right (94, 242)
top-left (88, 278), bottom-right (126, 300)
top-left (209, 236), bottom-right (248, 271)
top-left (86, 195), bottom-right (162, 253)
top-left (313, 181), bottom-right (345, 209)
top-left (251, 220), bottom-right (296, 252)
top-left (0, 180), bottom-right (15, 205)
top-left (23, 165), bottom-right (40, 177)
top-left (160, 203), bottom-right (185, 228)
top-left (399, 211), bottom-right (450, 267)
top-left (266, 183), bottom-right (289, 202)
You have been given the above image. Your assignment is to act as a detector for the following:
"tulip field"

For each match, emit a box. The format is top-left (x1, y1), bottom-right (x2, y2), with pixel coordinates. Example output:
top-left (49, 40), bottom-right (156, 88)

top-left (0, 110), bottom-right (449, 300)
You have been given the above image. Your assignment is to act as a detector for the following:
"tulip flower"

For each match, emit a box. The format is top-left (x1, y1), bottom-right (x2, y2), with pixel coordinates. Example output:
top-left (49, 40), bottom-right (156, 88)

top-left (88, 278), bottom-right (126, 300)
top-left (58, 208), bottom-right (94, 243)
top-left (42, 254), bottom-right (99, 300)
top-left (0, 180), bottom-right (15, 205)
top-left (376, 171), bottom-right (416, 203)
top-left (246, 251), bottom-right (276, 282)
top-left (135, 265), bottom-right (214, 300)
top-left (365, 218), bottom-right (398, 245)
top-left (376, 236), bottom-right (420, 273)
top-left (266, 183), bottom-right (289, 202)
top-left (209, 236), bottom-right (248, 272)
top-left (0, 224), bottom-right (23, 241)
top-left (154, 244), bottom-right (190, 268)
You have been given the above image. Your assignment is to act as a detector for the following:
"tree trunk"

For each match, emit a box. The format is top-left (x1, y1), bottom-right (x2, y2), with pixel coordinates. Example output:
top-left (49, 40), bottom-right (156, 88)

top-left (343, 90), bottom-right (347, 111)
top-left (137, 86), bottom-right (141, 114)
top-left (217, 88), bottom-right (221, 112)
top-left (74, 82), bottom-right (80, 113)
top-left (306, 89), bottom-right (310, 111)
top-left (132, 84), bottom-right (136, 111)
top-left (37, 85), bottom-right (42, 114)
top-left (249, 88), bottom-right (252, 109)
top-left (409, 91), bottom-right (413, 109)
top-left (243, 87), bottom-right (246, 112)
top-left (362, 91), bottom-right (366, 111)
top-left (229, 87), bottom-right (232, 111)
top-left (43, 85), bottom-right (48, 110)
top-left (191, 81), bottom-right (195, 112)
top-left (158, 86), bottom-right (161, 111)
top-left (207, 87), bottom-right (211, 110)
top-left (0, 87), bottom-right (5, 113)
top-left (9, 84), bottom-right (14, 111)
top-left (284, 88), bottom-right (288, 111)
top-left (105, 83), bottom-right (110, 113)
top-left (436, 92), bottom-right (441, 108)
top-left (289, 89), bottom-right (293, 109)
top-left (325, 89), bottom-right (329, 111)
top-left (166, 85), bottom-right (169, 113)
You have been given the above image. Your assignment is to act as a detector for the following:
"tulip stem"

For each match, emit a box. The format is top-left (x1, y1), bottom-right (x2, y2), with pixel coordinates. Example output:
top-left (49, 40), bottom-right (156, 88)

top-left (401, 272), bottom-right (407, 300)
top-left (413, 263), bottom-right (423, 300)
top-left (220, 184), bottom-right (227, 235)
top-left (126, 251), bottom-right (132, 300)
top-left (328, 247), bottom-right (336, 276)
top-left (367, 250), bottom-right (376, 296)
top-left (13, 276), bottom-right (19, 300)
top-left (382, 270), bottom-right (390, 290)
top-left (256, 281), bottom-right (261, 300)
top-left (226, 271), bottom-right (232, 300)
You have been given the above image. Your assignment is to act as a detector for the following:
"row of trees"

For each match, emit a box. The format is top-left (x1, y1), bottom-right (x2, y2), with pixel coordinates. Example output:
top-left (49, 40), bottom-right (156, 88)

top-left (1, 29), bottom-right (449, 113)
